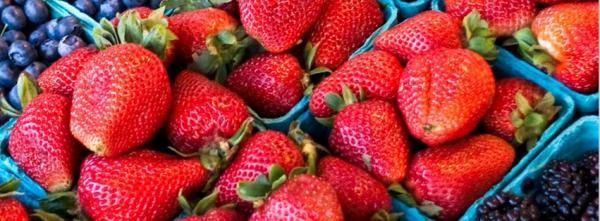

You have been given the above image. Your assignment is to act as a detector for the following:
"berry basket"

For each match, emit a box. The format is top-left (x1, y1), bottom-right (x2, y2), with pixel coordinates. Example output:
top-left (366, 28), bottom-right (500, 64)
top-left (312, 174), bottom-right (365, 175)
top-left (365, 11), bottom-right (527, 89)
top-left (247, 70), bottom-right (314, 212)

top-left (393, 0), bottom-right (431, 20)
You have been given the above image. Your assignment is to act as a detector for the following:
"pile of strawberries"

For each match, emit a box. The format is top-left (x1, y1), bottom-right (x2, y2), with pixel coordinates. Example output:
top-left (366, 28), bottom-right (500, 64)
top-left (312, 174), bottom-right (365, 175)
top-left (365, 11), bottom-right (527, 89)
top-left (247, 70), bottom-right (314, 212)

top-left (0, 0), bottom-right (597, 220)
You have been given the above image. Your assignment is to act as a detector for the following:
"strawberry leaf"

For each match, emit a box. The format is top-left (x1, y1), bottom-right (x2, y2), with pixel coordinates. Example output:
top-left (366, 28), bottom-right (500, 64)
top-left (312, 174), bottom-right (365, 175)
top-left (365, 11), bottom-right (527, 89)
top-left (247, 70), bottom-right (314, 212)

top-left (177, 189), bottom-right (193, 215)
top-left (192, 190), bottom-right (218, 215)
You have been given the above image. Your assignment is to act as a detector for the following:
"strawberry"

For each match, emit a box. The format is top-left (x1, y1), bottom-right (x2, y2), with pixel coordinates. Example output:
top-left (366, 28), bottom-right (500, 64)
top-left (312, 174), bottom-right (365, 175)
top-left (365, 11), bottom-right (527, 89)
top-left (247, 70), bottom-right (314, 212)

top-left (404, 134), bottom-right (515, 220)
top-left (167, 70), bottom-right (249, 154)
top-left (178, 209), bottom-right (245, 221)
top-left (307, 0), bottom-right (383, 69)
top-left (9, 93), bottom-right (83, 192)
top-left (78, 149), bottom-right (209, 221)
top-left (226, 53), bottom-right (304, 118)
top-left (37, 47), bottom-right (97, 97)
top-left (239, 0), bottom-right (327, 53)
top-left (309, 50), bottom-right (403, 118)
top-left (536, 0), bottom-right (580, 4)
top-left (0, 179), bottom-right (29, 221)
top-left (482, 78), bottom-right (560, 147)
top-left (111, 7), bottom-right (153, 26)
top-left (317, 156), bottom-right (392, 221)
top-left (445, 0), bottom-right (536, 36)
top-left (178, 188), bottom-right (246, 221)
top-left (397, 48), bottom-right (495, 146)
top-left (70, 44), bottom-right (172, 157)
top-left (374, 11), bottom-right (462, 62)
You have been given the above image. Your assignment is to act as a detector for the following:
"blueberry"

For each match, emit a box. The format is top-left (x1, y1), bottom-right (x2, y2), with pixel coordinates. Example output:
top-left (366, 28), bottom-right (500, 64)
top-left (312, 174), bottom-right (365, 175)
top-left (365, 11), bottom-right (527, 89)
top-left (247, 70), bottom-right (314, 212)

top-left (0, 61), bottom-right (18, 88)
top-left (149, 0), bottom-right (161, 9)
top-left (7, 84), bottom-right (20, 110)
top-left (74, 0), bottom-right (97, 16)
top-left (24, 0), bottom-right (49, 24)
top-left (96, 0), bottom-right (121, 20)
top-left (14, 0), bottom-right (24, 5)
top-left (39, 39), bottom-right (60, 62)
top-left (0, 39), bottom-right (7, 60)
top-left (9, 40), bottom-right (37, 67)
top-left (123, 0), bottom-right (145, 8)
top-left (0, 0), bottom-right (11, 11)
top-left (45, 18), bottom-right (61, 40)
top-left (3, 30), bottom-right (26, 44)
top-left (28, 25), bottom-right (47, 46)
top-left (55, 16), bottom-right (82, 39)
top-left (1, 6), bottom-right (27, 30)
top-left (58, 35), bottom-right (86, 57)
top-left (23, 61), bottom-right (45, 79)
top-left (91, 0), bottom-right (102, 8)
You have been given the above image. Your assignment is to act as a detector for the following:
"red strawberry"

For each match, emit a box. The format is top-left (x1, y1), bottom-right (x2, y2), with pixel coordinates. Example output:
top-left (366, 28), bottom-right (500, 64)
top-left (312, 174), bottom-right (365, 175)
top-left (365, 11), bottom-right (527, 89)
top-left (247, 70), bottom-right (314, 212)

top-left (405, 134), bottom-right (515, 220)
top-left (70, 43), bottom-right (172, 157)
top-left (536, 0), bottom-right (580, 4)
top-left (9, 93), bottom-right (83, 192)
top-left (111, 7), bottom-right (153, 26)
top-left (307, 0), bottom-right (383, 69)
top-left (445, 0), bottom-right (536, 36)
top-left (226, 53), bottom-right (304, 118)
top-left (215, 130), bottom-right (304, 214)
top-left (309, 50), bottom-right (403, 118)
top-left (177, 187), bottom-right (246, 221)
top-left (178, 209), bottom-right (245, 221)
top-left (248, 174), bottom-right (344, 221)
top-left (317, 156), bottom-right (392, 221)
top-left (167, 70), bottom-right (249, 154)
top-left (78, 149), bottom-right (209, 221)
top-left (239, 0), bottom-right (327, 53)
top-left (374, 11), bottom-right (462, 62)
top-left (0, 179), bottom-right (28, 221)
top-left (329, 99), bottom-right (410, 185)
top-left (482, 78), bottom-right (560, 147)
top-left (397, 48), bottom-right (495, 146)
top-left (37, 47), bottom-right (97, 97)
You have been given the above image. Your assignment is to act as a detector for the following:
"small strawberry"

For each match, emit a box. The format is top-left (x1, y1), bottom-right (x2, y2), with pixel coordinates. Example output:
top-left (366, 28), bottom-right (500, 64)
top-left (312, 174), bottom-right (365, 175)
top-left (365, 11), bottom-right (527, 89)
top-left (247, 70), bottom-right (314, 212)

top-left (307, 0), bottom-right (384, 69)
top-left (445, 0), bottom-right (536, 36)
top-left (309, 50), bottom-right (403, 118)
top-left (78, 149), bottom-right (210, 221)
top-left (482, 78), bottom-right (561, 148)
top-left (37, 47), bottom-right (97, 97)
top-left (404, 134), bottom-right (515, 220)
top-left (177, 190), bottom-right (246, 221)
top-left (0, 179), bottom-right (29, 221)
top-left (111, 7), bottom-right (153, 26)
top-left (239, 0), bottom-right (327, 53)
top-left (397, 48), bottom-right (495, 146)
top-left (317, 156), bottom-right (392, 221)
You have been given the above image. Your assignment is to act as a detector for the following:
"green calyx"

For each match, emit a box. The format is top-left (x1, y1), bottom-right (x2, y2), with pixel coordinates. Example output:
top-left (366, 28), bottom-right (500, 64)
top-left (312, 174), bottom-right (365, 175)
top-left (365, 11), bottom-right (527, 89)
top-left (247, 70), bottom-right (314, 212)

top-left (505, 28), bottom-right (556, 74)
top-left (190, 27), bottom-right (258, 84)
top-left (316, 84), bottom-right (365, 127)
top-left (161, 0), bottom-right (231, 14)
top-left (287, 121), bottom-right (330, 175)
top-left (0, 179), bottom-right (22, 198)
top-left (370, 210), bottom-right (401, 221)
top-left (236, 164), bottom-right (287, 208)
top-left (512, 92), bottom-right (561, 150)
top-left (1, 72), bottom-right (39, 117)
top-left (302, 42), bottom-right (332, 96)
top-left (33, 191), bottom-right (90, 221)
top-left (178, 189), bottom-right (227, 216)
top-left (92, 7), bottom-right (178, 60)
top-left (388, 183), bottom-right (443, 218)
top-left (463, 10), bottom-right (498, 60)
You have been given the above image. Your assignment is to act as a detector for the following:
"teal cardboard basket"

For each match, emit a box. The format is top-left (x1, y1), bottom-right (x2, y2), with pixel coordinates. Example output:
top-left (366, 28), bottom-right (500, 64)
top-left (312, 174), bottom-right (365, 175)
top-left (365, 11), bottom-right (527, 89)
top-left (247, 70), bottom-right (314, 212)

top-left (46, 0), bottom-right (99, 41)
top-left (394, 0), bottom-right (431, 20)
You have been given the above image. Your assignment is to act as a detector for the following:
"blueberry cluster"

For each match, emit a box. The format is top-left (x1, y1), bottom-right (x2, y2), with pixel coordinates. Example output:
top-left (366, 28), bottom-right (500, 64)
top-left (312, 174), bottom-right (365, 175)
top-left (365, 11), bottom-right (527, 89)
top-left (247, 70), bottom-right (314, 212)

top-left (70, 0), bottom-right (160, 20)
top-left (477, 192), bottom-right (540, 221)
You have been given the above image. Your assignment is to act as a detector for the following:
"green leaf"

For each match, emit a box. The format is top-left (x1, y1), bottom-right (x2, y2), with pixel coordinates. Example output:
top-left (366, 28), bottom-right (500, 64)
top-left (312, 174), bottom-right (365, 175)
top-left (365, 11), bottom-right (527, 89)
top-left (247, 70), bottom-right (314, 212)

top-left (362, 154), bottom-right (372, 172)
top-left (31, 210), bottom-right (67, 221)
top-left (341, 84), bottom-right (358, 106)
top-left (463, 10), bottom-right (498, 60)
top-left (217, 31), bottom-right (237, 45)
top-left (227, 118), bottom-right (253, 146)
top-left (325, 93), bottom-right (344, 112)
top-left (304, 42), bottom-right (319, 70)
top-left (388, 183), bottom-right (417, 207)
top-left (534, 92), bottom-right (555, 110)
top-left (267, 164), bottom-right (285, 184)
top-left (177, 189), bottom-right (193, 215)
top-left (512, 28), bottom-right (556, 74)
top-left (526, 137), bottom-right (538, 150)
top-left (0, 93), bottom-right (20, 117)
top-left (315, 117), bottom-right (334, 128)
top-left (514, 127), bottom-right (527, 144)
top-left (523, 112), bottom-right (544, 127)
top-left (309, 66), bottom-right (332, 76)
top-left (192, 190), bottom-right (218, 215)
top-left (289, 167), bottom-right (308, 178)
top-left (39, 192), bottom-right (78, 214)
top-left (515, 92), bottom-right (532, 115)
top-left (511, 110), bottom-right (524, 128)
top-left (419, 201), bottom-right (443, 217)
top-left (370, 210), bottom-right (401, 221)
top-left (236, 177), bottom-right (271, 202)
top-left (0, 178), bottom-right (19, 194)
top-left (17, 72), bottom-right (39, 110)
top-left (200, 154), bottom-right (222, 172)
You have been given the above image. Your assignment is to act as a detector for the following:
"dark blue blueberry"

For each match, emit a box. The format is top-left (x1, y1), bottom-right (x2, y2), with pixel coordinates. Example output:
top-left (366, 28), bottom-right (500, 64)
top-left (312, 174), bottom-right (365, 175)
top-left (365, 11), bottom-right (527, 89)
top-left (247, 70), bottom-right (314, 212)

top-left (91, 0), bottom-right (102, 8)
top-left (14, 0), bottom-right (25, 5)
top-left (39, 39), bottom-right (59, 62)
top-left (7, 84), bottom-right (20, 110)
top-left (0, 61), bottom-right (18, 88)
top-left (3, 30), bottom-right (26, 44)
top-left (149, 0), bottom-right (160, 9)
top-left (1, 6), bottom-right (27, 30)
top-left (23, 61), bottom-right (45, 79)
top-left (9, 40), bottom-right (37, 67)
top-left (55, 16), bottom-right (83, 39)
top-left (24, 0), bottom-right (49, 24)
top-left (58, 35), bottom-right (86, 57)
top-left (28, 25), bottom-right (47, 46)
top-left (45, 18), bottom-right (61, 40)
top-left (0, 0), bottom-right (12, 11)
top-left (96, 0), bottom-right (120, 20)
top-left (123, 0), bottom-right (145, 8)
top-left (0, 39), bottom-right (7, 60)
top-left (74, 0), bottom-right (97, 16)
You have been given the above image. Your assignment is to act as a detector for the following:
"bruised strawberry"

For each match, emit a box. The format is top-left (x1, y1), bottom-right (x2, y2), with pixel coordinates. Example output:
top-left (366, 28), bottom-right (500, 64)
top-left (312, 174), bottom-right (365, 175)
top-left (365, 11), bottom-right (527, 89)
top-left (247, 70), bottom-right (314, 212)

top-left (9, 93), bottom-right (83, 192)
top-left (239, 0), bottom-right (327, 53)
top-left (308, 0), bottom-right (383, 69)
top-left (374, 11), bottom-right (462, 62)
top-left (405, 134), bottom-right (515, 220)
top-left (78, 149), bottom-right (209, 221)
top-left (0, 179), bottom-right (29, 221)
top-left (111, 7), bottom-right (153, 26)
top-left (309, 50), bottom-right (403, 118)
top-left (318, 156), bottom-right (392, 221)
top-left (70, 44), bottom-right (172, 157)
top-left (37, 47), bottom-right (97, 97)
top-left (445, 0), bottom-right (536, 36)
top-left (397, 49), bottom-right (495, 146)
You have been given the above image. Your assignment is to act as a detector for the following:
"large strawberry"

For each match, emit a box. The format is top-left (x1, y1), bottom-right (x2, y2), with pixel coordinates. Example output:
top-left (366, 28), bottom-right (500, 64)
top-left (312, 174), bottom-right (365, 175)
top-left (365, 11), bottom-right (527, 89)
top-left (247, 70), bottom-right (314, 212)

top-left (317, 156), bottom-right (392, 221)
top-left (78, 149), bottom-right (209, 221)
top-left (307, 0), bottom-right (383, 69)
top-left (37, 47), bottom-right (97, 97)
top-left (397, 48), bottom-right (495, 146)
top-left (404, 134), bottom-right (515, 220)
top-left (309, 50), bottom-right (403, 118)
top-left (239, 0), bottom-right (327, 53)
top-left (167, 70), bottom-right (250, 154)
top-left (0, 179), bottom-right (29, 221)
top-left (70, 44), bottom-right (172, 157)
top-left (445, 0), bottom-right (536, 36)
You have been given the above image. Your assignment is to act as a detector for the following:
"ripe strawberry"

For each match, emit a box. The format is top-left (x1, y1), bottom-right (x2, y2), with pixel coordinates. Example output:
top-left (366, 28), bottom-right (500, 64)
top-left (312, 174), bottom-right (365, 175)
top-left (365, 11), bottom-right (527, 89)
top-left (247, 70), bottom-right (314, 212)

top-left (37, 47), bottom-right (97, 97)
top-left (248, 174), bottom-right (344, 221)
top-left (215, 130), bottom-right (304, 214)
top-left (70, 43), bottom-right (172, 157)
top-left (405, 134), bottom-right (515, 220)
top-left (178, 209), bottom-right (245, 221)
top-left (178, 187), bottom-right (246, 221)
top-left (535, 0), bottom-right (579, 4)
top-left (397, 49), bottom-right (495, 146)
top-left (111, 7), bottom-right (153, 26)
top-left (9, 93), bottom-right (83, 192)
top-left (445, 0), bottom-right (536, 36)
top-left (307, 0), bottom-right (383, 69)
top-left (226, 53), bottom-right (304, 118)
top-left (167, 70), bottom-right (249, 154)
top-left (78, 149), bottom-right (209, 221)
top-left (329, 99), bottom-right (410, 185)
top-left (317, 156), bottom-right (392, 221)
top-left (374, 11), bottom-right (462, 62)
top-left (0, 179), bottom-right (28, 221)
top-left (239, 0), bottom-right (327, 53)
top-left (309, 50), bottom-right (403, 118)
top-left (482, 78), bottom-right (560, 147)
